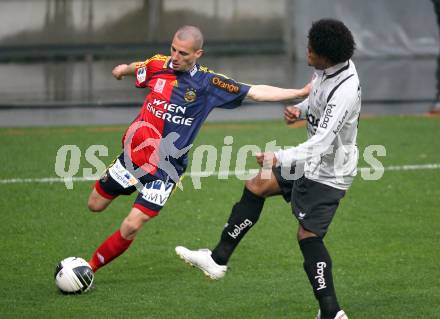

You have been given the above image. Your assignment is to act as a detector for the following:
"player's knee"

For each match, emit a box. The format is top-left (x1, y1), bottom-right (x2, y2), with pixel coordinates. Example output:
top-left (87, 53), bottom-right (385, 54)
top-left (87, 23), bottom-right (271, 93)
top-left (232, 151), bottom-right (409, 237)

top-left (87, 199), bottom-right (105, 213)
top-left (245, 177), bottom-right (270, 198)
top-left (297, 226), bottom-right (319, 241)
top-left (121, 219), bottom-right (140, 238)
top-left (121, 214), bottom-right (150, 239)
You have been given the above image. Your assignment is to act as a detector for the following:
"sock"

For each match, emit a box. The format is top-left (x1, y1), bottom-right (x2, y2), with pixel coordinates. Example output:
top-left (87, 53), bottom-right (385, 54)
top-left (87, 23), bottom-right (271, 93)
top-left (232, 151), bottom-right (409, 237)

top-left (299, 237), bottom-right (340, 319)
top-left (88, 229), bottom-right (133, 272)
top-left (211, 187), bottom-right (265, 265)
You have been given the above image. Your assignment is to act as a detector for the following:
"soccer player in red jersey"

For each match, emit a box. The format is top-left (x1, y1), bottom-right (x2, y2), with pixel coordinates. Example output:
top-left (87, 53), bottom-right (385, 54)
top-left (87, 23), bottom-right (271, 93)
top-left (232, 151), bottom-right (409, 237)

top-left (85, 26), bottom-right (309, 275)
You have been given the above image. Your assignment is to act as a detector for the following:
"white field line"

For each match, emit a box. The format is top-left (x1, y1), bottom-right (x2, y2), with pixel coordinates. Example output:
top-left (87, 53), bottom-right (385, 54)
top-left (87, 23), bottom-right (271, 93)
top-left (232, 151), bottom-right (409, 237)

top-left (0, 163), bottom-right (440, 184)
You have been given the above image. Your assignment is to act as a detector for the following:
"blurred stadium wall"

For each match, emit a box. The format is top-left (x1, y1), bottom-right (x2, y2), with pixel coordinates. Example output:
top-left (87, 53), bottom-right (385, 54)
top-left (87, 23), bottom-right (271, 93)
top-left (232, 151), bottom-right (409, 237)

top-left (0, 0), bottom-right (438, 126)
top-left (286, 0), bottom-right (438, 59)
top-left (0, 0), bottom-right (437, 59)
top-left (0, 0), bottom-right (285, 59)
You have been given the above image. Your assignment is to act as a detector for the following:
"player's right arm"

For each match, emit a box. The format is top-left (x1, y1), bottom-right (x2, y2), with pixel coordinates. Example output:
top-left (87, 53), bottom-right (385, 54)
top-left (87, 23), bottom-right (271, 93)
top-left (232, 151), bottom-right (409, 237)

top-left (112, 55), bottom-right (168, 87)
top-left (112, 63), bottom-right (138, 80)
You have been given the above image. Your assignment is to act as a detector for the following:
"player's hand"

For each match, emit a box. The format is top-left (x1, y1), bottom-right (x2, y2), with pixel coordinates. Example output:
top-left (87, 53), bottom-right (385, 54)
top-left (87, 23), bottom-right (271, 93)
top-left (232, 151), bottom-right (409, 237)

top-left (255, 152), bottom-right (277, 168)
top-left (112, 64), bottom-right (128, 80)
top-left (284, 106), bottom-right (301, 124)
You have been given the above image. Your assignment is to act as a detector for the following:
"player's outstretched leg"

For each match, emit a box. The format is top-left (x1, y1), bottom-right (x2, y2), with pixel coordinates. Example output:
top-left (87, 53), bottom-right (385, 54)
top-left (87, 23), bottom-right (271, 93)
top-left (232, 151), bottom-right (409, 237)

top-left (88, 207), bottom-right (153, 272)
top-left (209, 186), bottom-right (265, 265)
top-left (298, 226), bottom-right (347, 319)
top-left (176, 169), bottom-right (281, 279)
top-left (175, 186), bottom-right (262, 280)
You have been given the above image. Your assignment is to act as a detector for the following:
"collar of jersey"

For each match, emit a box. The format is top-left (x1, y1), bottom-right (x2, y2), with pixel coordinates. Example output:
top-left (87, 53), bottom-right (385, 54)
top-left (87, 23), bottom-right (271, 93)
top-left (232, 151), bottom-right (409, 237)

top-left (323, 60), bottom-right (350, 79)
top-left (168, 60), bottom-right (199, 77)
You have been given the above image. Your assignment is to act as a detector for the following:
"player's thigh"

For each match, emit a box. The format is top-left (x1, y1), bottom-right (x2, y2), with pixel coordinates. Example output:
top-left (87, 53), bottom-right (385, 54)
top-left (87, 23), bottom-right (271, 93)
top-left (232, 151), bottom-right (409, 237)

top-left (119, 177), bottom-right (176, 239)
top-left (88, 187), bottom-right (113, 212)
top-left (132, 177), bottom-right (175, 218)
top-left (89, 154), bottom-right (137, 212)
top-left (120, 176), bottom-right (176, 239)
top-left (245, 168), bottom-right (282, 198)
top-left (291, 177), bottom-right (346, 238)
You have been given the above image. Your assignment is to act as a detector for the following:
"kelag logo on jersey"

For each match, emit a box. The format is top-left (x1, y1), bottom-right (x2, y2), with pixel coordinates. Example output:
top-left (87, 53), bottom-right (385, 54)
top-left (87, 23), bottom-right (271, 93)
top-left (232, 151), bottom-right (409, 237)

top-left (308, 104), bottom-right (336, 132)
top-left (320, 104), bottom-right (335, 129)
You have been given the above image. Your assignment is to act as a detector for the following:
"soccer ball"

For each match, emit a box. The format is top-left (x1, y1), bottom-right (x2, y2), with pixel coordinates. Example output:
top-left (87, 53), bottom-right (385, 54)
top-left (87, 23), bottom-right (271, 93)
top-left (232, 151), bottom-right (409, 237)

top-left (54, 257), bottom-right (94, 294)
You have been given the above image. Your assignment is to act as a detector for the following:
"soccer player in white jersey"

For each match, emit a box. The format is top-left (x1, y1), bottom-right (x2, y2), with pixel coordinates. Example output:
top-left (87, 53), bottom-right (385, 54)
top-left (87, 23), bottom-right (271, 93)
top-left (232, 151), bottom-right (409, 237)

top-left (176, 19), bottom-right (360, 319)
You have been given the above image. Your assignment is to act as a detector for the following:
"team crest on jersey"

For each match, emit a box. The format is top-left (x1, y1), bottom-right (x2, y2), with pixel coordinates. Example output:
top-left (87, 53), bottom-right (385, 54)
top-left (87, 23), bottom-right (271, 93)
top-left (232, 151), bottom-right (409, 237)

top-left (184, 88), bottom-right (197, 103)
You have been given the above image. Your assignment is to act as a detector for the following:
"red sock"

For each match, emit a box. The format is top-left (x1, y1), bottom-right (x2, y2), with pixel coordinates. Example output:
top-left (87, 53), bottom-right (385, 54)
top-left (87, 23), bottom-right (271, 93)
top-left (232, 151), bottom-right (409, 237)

top-left (88, 229), bottom-right (133, 272)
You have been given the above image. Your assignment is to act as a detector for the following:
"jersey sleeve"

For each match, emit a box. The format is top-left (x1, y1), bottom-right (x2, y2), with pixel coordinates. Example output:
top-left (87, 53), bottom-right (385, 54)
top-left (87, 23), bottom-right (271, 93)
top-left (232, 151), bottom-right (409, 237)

top-left (296, 71), bottom-right (317, 120)
top-left (275, 77), bottom-right (358, 166)
top-left (135, 54), bottom-right (168, 88)
top-left (296, 97), bottom-right (309, 120)
top-left (135, 63), bottom-right (148, 88)
top-left (205, 74), bottom-right (251, 109)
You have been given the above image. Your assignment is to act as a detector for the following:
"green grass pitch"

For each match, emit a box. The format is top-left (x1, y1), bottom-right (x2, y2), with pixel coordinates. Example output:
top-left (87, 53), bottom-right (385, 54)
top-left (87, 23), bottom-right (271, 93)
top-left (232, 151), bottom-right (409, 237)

top-left (0, 116), bottom-right (439, 318)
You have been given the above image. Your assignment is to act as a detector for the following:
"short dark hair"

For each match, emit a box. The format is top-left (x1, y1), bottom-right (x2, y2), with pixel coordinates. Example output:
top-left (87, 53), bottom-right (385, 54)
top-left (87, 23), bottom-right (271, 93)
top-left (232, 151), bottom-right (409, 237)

top-left (175, 25), bottom-right (204, 50)
top-left (308, 19), bottom-right (355, 64)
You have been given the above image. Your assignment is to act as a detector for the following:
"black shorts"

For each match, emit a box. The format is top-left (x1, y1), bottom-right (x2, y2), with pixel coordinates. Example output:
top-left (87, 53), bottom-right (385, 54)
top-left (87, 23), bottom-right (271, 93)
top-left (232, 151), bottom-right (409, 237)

top-left (95, 153), bottom-right (176, 217)
top-left (272, 166), bottom-right (346, 237)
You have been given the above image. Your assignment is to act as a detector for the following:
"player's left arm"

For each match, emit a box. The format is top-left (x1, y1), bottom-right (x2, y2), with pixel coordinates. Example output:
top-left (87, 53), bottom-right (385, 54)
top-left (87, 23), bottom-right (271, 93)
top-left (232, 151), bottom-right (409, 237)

top-left (246, 82), bottom-right (311, 102)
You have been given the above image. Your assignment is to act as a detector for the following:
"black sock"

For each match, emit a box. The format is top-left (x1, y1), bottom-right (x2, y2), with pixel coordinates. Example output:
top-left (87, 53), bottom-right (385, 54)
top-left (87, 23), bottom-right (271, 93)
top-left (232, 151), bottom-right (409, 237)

top-left (299, 237), bottom-right (340, 319)
top-left (211, 187), bottom-right (265, 265)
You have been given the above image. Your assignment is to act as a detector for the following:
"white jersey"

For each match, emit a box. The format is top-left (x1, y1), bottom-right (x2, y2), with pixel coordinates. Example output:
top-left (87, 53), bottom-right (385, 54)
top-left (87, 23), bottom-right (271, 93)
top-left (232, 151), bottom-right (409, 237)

top-left (275, 60), bottom-right (361, 190)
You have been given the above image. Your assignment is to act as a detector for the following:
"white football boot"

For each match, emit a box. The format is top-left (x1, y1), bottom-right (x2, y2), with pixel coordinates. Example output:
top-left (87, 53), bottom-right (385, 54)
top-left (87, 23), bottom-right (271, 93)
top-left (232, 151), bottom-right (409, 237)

top-left (316, 310), bottom-right (348, 319)
top-left (175, 246), bottom-right (227, 280)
